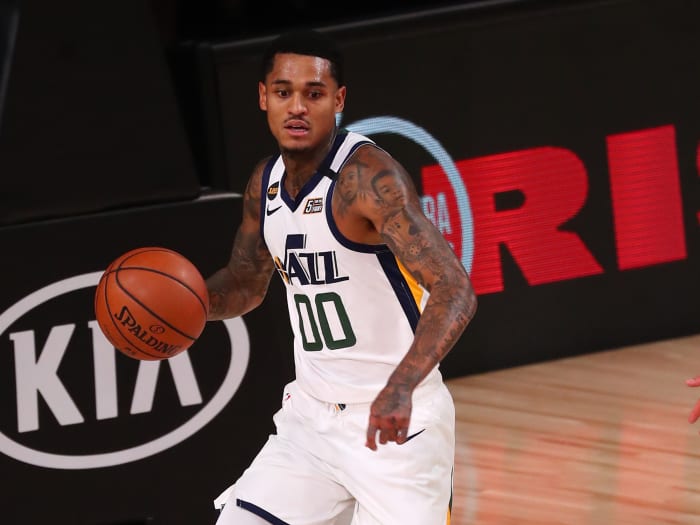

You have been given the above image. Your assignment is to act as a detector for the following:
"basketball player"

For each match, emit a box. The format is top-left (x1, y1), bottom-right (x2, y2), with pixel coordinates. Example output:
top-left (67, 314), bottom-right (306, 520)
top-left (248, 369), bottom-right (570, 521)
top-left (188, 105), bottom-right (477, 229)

top-left (205, 29), bottom-right (477, 525)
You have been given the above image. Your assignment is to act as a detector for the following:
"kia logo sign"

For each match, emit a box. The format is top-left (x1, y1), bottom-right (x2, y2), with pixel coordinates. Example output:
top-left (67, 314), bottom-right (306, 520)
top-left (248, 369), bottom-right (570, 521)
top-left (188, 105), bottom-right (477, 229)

top-left (0, 272), bottom-right (249, 470)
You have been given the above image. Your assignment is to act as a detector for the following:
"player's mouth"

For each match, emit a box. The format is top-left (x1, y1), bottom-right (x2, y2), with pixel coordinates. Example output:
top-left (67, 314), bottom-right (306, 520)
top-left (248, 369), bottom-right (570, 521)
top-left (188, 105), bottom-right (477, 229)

top-left (284, 120), bottom-right (310, 136)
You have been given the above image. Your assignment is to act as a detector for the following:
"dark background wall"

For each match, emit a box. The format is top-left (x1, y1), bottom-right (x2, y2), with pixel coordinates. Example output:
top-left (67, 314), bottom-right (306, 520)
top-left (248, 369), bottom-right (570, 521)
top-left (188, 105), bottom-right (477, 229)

top-left (0, 0), bottom-right (698, 523)
top-left (0, 0), bottom-right (481, 225)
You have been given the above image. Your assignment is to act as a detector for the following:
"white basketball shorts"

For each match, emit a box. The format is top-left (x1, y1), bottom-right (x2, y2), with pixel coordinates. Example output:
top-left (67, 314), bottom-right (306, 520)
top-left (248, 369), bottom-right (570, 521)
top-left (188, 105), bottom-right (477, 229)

top-left (214, 377), bottom-right (455, 525)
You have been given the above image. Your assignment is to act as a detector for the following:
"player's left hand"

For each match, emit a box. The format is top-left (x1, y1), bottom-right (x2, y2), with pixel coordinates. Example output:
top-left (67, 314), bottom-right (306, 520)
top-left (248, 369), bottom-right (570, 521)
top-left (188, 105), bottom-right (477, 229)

top-left (365, 383), bottom-right (413, 451)
top-left (686, 376), bottom-right (700, 424)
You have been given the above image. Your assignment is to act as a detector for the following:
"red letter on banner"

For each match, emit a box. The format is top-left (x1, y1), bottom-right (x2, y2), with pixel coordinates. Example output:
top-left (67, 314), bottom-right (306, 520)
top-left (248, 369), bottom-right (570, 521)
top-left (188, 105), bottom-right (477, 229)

top-left (607, 125), bottom-right (686, 270)
top-left (423, 147), bottom-right (603, 295)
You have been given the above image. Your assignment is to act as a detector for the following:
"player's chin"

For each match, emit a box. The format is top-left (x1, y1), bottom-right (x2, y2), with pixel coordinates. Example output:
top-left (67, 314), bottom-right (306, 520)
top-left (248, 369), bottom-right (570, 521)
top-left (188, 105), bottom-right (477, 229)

top-left (280, 139), bottom-right (314, 155)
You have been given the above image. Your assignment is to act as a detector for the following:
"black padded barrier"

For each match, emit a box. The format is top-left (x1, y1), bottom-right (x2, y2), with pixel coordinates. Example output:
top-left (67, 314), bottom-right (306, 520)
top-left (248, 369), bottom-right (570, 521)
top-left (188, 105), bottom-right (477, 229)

top-left (0, 0), bottom-right (201, 226)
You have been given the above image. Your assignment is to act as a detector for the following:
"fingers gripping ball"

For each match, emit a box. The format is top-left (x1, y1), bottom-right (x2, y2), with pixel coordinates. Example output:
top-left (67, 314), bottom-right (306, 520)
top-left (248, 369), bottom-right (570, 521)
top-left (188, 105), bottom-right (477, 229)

top-left (94, 247), bottom-right (209, 360)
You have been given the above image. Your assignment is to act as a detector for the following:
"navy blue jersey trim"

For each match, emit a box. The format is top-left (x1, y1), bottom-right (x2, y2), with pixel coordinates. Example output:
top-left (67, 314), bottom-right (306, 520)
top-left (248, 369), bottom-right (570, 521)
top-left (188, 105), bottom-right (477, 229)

top-left (323, 137), bottom-right (386, 252)
top-left (325, 179), bottom-right (387, 254)
top-left (236, 498), bottom-right (291, 525)
top-left (260, 156), bottom-right (279, 242)
top-left (329, 137), bottom-right (374, 178)
top-left (280, 130), bottom-right (349, 211)
top-left (280, 170), bottom-right (325, 211)
top-left (376, 250), bottom-right (421, 332)
top-left (325, 185), bottom-right (420, 331)
top-left (318, 129), bottom-right (349, 173)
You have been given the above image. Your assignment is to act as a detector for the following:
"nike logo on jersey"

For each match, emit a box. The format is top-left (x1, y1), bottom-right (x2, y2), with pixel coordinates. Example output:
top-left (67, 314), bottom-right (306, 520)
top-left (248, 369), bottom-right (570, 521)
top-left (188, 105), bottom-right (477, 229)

top-left (266, 205), bottom-right (282, 216)
top-left (404, 428), bottom-right (426, 443)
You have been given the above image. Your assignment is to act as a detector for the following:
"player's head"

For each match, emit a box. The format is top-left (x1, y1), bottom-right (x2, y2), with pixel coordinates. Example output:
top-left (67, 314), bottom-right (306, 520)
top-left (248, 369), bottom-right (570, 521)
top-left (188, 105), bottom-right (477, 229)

top-left (260, 29), bottom-right (344, 87)
top-left (258, 30), bottom-right (347, 155)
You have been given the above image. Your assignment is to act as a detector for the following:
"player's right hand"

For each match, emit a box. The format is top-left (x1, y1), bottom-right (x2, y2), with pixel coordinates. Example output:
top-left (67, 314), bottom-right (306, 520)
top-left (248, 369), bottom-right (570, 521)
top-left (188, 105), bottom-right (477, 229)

top-left (365, 383), bottom-right (412, 451)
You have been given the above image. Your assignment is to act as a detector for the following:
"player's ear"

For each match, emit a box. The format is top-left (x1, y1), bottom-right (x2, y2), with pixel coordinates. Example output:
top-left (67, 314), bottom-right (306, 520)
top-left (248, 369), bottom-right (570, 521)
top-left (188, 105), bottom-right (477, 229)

top-left (259, 81), bottom-right (268, 111)
top-left (335, 86), bottom-right (346, 114)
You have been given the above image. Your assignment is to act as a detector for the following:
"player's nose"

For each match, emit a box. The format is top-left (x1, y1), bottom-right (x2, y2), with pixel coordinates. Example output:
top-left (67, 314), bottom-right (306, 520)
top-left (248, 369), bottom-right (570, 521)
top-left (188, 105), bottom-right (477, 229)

top-left (288, 92), bottom-right (307, 114)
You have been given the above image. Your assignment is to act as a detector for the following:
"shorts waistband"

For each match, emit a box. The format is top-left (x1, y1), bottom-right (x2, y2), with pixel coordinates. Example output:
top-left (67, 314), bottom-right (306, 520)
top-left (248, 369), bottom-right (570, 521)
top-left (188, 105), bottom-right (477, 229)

top-left (332, 373), bottom-right (445, 407)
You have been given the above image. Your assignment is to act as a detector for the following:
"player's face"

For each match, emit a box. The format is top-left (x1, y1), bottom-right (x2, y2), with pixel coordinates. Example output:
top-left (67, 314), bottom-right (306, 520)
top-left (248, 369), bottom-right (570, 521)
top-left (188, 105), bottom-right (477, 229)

top-left (259, 53), bottom-right (345, 154)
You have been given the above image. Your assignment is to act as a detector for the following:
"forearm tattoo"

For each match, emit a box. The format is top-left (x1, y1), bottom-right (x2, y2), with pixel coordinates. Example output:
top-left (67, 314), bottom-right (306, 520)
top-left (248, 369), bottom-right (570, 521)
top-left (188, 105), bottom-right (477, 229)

top-left (349, 146), bottom-right (477, 388)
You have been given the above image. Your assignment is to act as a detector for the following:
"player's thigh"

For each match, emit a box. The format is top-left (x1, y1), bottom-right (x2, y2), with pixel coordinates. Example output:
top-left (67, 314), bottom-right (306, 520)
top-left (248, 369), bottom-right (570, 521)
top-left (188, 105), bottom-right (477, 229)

top-left (348, 384), bottom-right (455, 525)
top-left (217, 434), bottom-right (355, 525)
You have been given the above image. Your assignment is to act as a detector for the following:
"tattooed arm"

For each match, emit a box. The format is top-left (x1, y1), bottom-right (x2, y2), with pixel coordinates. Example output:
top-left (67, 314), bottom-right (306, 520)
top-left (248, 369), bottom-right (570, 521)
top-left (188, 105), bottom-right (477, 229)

top-left (206, 160), bottom-right (276, 320)
top-left (335, 145), bottom-right (477, 450)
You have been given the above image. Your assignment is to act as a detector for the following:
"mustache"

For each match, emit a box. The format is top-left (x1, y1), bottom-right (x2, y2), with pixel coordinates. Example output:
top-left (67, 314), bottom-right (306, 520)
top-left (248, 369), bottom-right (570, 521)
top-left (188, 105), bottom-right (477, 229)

top-left (284, 118), bottom-right (310, 126)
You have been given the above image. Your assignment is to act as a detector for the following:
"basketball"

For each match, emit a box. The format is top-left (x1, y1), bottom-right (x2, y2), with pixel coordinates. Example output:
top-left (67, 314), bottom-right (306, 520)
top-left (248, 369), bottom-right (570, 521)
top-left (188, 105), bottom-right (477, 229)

top-left (94, 247), bottom-right (209, 360)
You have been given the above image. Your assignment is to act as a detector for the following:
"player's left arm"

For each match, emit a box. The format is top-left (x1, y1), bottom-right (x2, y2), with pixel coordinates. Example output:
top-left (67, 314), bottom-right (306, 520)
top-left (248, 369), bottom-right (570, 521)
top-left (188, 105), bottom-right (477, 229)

top-left (350, 145), bottom-right (478, 450)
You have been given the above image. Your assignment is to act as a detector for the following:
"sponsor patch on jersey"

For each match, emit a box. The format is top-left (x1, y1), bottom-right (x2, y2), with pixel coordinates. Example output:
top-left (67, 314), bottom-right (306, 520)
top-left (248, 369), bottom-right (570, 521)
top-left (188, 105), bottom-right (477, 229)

top-left (267, 181), bottom-right (279, 200)
top-left (303, 197), bottom-right (323, 214)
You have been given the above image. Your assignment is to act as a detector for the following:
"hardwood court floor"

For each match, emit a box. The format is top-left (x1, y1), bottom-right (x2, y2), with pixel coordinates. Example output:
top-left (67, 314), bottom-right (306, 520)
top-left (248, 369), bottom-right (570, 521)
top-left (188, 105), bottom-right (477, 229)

top-left (446, 334), bottom-right (700, 525)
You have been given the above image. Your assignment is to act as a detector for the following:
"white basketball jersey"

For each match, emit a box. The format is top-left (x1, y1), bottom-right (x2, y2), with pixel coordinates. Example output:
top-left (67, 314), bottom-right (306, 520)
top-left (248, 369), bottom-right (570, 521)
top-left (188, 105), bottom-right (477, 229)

top-left (260, 131), bottom-right (441, 403)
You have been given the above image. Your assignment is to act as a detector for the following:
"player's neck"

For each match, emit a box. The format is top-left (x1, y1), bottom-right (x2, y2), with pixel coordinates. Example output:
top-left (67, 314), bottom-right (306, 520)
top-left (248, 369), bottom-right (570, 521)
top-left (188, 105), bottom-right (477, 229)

top-left (281, 130), bottom-right (337, 199)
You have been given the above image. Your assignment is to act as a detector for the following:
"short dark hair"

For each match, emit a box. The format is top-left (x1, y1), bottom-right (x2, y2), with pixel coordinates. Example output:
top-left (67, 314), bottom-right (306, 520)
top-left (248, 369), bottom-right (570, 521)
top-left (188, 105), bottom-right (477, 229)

top-left (260, 29), bottom-right (344, 87)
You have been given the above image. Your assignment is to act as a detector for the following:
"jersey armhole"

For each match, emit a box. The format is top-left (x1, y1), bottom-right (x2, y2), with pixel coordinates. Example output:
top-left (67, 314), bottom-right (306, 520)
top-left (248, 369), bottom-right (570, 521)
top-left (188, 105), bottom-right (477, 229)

top-left (259, 156), bottom-right (280, 244)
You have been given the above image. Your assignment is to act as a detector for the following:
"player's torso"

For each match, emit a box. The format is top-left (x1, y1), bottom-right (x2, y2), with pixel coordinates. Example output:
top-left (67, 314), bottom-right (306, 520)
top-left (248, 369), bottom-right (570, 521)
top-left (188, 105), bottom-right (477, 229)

top-left (260, 131), bottom-right (436, 403)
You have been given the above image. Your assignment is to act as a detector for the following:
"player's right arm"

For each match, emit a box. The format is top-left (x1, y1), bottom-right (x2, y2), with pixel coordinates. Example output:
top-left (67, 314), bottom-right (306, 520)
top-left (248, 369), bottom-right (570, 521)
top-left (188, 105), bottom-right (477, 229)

top-left (206, 160), bottom-right (276, 320)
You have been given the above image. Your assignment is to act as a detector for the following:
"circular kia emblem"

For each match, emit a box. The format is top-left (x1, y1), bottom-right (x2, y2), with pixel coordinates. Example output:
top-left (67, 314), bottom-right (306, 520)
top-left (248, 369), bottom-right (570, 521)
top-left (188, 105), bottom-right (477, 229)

top-left (0, 272), bottom-right (249, 470)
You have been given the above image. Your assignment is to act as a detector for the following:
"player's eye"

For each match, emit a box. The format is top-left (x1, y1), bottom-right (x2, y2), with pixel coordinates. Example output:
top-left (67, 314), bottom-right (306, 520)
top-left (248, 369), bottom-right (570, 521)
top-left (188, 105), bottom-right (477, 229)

top-left (308, 91), bottom-right (322, 99)
top-left (276, 89), bottom-right (289, 97)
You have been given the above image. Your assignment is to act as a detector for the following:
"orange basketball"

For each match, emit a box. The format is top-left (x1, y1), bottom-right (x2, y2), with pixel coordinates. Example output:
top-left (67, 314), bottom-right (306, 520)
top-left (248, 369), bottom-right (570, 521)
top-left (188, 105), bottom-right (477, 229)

top-left (94, 247), bottom-right (209, 360)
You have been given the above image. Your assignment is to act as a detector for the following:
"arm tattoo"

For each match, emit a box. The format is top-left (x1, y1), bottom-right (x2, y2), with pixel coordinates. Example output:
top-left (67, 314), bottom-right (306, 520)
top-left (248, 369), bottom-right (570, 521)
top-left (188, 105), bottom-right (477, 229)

top-left (356, 147), bottom-right (477, 390)
top-left (335, 159), bottom-right (369, 218)
top-left (207, 164), bottom-right (275, 319)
